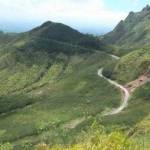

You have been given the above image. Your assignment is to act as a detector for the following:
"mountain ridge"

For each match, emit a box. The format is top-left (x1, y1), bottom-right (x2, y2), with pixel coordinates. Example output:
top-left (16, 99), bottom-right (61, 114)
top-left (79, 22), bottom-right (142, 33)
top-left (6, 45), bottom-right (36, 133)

top-left (103, 5), bottom-right (150, 53)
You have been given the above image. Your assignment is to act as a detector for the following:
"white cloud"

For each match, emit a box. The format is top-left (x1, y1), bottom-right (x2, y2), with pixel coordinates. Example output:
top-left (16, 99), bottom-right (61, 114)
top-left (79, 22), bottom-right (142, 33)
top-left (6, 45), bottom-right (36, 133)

top-left (133, 0), bottom-right (140, 7)
top-left (0, 0), bottom-right (128, 33)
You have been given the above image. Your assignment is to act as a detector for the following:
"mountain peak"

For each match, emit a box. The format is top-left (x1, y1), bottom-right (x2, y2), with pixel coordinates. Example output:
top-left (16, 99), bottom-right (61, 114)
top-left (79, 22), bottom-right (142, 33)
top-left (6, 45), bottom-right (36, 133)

top-left (40, 21), bottom-right (53, 27)
top-left (128, 11), bottom-right (135, 16)
top-left (142, 4), bottom-right (150, 11)
top-left (103, 4), bottom-right (150, 48)
top-left (29, 21), bottom-right (82, 42)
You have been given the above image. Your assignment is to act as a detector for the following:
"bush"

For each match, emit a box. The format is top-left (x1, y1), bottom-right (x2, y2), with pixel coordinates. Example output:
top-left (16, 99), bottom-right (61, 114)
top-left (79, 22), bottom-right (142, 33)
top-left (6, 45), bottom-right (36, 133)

top-left (0, 143), bottom-right (13, 150)
top-left (35, 143), bottom-right (49, 150)
top-left (35, 122), bottom-right (134, 150)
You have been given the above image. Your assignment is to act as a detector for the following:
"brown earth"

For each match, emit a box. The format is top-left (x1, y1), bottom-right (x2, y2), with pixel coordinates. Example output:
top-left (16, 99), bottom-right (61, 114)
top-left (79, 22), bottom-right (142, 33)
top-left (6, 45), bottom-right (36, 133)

top-left (125, 70), bottom-right (150, 93)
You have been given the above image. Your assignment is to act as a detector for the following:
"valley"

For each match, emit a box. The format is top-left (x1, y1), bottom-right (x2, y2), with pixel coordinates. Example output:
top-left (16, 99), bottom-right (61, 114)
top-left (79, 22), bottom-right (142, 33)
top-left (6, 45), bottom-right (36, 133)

top-left (0, 4), bottom-right (150, 150)
top-left (0, 42), bottom-right (121, 149)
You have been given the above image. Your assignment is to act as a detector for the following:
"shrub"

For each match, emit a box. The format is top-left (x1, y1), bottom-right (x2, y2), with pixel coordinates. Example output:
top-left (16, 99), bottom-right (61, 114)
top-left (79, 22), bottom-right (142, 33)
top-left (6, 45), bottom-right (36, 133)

top-left (35, 123), bottom-right (135, 150)
top-left (0, 143), bottom-right (13, 150)
top-left (35, 143), bottom-right (49, 150)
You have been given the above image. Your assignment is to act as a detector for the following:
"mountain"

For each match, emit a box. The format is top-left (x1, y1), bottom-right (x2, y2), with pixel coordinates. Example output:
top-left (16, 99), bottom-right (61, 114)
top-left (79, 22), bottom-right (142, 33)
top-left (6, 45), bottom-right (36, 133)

top-left (0, 21), bottom-right (108, 63)
top-left (0, 21), bottom-right (108, 95)
top-left (101, 6), bottom-right (150, 150)
top-left (0, 10), bottom-right (150, 149)
top-left (103, 5), bottom-right (150, 54)
top-left (28, 21), bottom-right (105, 50)
top-left (102, 5), bottom-right (150, 83)
top-left (0, 21), bottom-right (121, 149)
top-left (0, 21), bottom-right (109, 72)
top-left (29, 21), bottom-right (86, 45)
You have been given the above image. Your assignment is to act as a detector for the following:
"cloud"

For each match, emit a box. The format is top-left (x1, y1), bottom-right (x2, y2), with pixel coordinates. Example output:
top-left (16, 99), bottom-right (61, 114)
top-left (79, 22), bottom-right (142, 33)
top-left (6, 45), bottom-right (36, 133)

top-left (133, 0), bottom-right (140, 6)
top-left (0, 0), bottom-right (127, 33)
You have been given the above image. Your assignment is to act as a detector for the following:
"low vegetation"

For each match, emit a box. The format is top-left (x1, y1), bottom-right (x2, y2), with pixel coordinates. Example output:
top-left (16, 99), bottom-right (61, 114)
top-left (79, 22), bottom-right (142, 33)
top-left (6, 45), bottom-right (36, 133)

top-left (35, 123), bottom-right (136, 150)
top-left (0, 13), bottom-right (150, 149)
top-left (114, 47), bottom-right (150, 83)
top-left (103, 5), bottom-right (150, 55)
top-left (0, 25), bottom-right (122, 149)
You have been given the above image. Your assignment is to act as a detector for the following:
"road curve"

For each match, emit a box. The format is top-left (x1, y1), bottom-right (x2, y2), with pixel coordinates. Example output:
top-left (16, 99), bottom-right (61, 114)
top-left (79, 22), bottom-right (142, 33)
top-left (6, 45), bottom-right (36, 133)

top-left (98, 68), bottom-right (130, 115)
top-left (64, 54), bottom-right (127, 129)
top-left (109, 54), bottom-right (120, 60)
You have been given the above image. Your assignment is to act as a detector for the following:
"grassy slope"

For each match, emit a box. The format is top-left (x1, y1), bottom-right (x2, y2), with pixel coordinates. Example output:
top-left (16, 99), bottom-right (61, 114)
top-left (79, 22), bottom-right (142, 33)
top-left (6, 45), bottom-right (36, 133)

top-left (102, 82), bottom-right (150, 149)
top-left (103, 6), bottom-right (150, 56)
top-left (102, 7), bottom-right (150, 143)
top-left (0, 31), bottom-right (18, 46)
top-left (0, 20), bottom-right (149, 149)
top-left (101, 44), bottom-right (150, 149)
top-left (0, 22), bottom-right (119, 149)
top-left (0, 50), bottom-right (121, 149)
top-left (0, 23), bottom-right (119, 149)
top-left (113, 47), bottom-right (150, 83)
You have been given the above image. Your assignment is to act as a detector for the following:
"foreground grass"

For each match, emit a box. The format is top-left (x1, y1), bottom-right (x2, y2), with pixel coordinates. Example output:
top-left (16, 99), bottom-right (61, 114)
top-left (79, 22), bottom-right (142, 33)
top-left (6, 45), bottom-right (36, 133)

top-left (34, 122), bottom-right (139, 150)
top-left (102, 82), bottom-right (150, 149)
top-left (0, 123), bottom-right (137, 150)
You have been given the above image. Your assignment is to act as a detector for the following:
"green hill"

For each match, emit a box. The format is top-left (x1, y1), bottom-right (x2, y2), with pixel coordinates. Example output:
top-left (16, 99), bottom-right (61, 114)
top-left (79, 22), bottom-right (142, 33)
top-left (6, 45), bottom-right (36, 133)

top-left (29, 21), bottom-right (105, 50)
top-left (0, 9), bottom-right (150, 149)
top-left (101, 5), bottom-right (150, 150)
top-left (113, 47), bottom-right (150, 83)
top-left (101, 48), bottom-right (150, 150)
top-left (103, 5), bottom-right (150, 54)
top-left (0, 21), bottom-right (122, 149)
top-left (0, 31), bottom-right (17, 46)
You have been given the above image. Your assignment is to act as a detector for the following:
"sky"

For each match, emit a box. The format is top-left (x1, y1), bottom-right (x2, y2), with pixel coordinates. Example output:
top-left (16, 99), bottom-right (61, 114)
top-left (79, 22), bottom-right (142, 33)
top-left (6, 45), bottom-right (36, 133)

top-left (0, 0), bottom-right (150, 34)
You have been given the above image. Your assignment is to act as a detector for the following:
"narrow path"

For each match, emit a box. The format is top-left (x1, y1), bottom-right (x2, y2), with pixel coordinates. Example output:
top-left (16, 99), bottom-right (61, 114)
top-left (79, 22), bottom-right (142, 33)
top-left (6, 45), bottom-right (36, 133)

top-left (63, 117), bottom-right (86, 129)
top-left (64, 54), bottom-right (122, 129)
top-left (98, 68), bottom-right (130, 115)
top-left (109, 54), bottom-right (120, 60)
top-left (63, 54), bottom-right (149, 129)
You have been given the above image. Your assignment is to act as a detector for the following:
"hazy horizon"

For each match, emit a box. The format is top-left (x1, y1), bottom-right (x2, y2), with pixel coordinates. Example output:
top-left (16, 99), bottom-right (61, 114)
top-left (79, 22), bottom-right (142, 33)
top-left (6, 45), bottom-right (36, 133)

top-left (0, 0), bottom-right (150, 35)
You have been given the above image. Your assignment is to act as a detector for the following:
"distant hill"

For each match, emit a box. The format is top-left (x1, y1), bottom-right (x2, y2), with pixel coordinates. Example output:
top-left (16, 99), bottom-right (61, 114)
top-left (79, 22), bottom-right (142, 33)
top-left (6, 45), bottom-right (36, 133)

top-left (0, 21), bottom-right (111, 97)
top-left (0, 21), bottom-right (109, 69)
top-left (103, 5), bottom-right (150, 53)
top-left (0, 31), bottom-right (17, 46)
top-left (0, 16), bottom-right (150, 150)
top-left (102, 5), bottom-right (150, 82)
top-left (29, 21), bottom-right (83, 44)
top-left (29, 21), bottom-right (105, 50)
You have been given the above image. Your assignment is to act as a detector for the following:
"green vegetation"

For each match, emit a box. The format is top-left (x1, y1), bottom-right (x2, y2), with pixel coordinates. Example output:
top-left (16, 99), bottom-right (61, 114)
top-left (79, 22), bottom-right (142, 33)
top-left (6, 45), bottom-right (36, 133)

top-left (35, 123), bottom-right (136, 150)
top-left (0, 52), bottom-right (121, 149)
top-left (0, 9), bottom-right (150, 149)
top-left (102, 82), bottom-right (150, 149)
top-left (0, 21), bottom-right (122, 149)
top-left (103, 5), bottom-right (150, 55)
top-left (113, 47), bottom-right (150, 83)
top-left (29, 21), bottom-right (106, 50)
top-left (0, 31), bottom-right (17, 46)
top-left (101, 9), bottom-right (150, 148)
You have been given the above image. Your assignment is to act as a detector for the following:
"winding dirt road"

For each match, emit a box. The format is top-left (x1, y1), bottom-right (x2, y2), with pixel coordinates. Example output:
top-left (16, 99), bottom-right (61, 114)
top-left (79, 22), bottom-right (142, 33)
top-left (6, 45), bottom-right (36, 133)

top-left (98, 68), bottom-right (130, 115)
top-left (64, 54), bottom-right (130, 129)
top-left (109, 54), bottom-right (120, 60)
top-left (64, 54), bottom-right (149, 129)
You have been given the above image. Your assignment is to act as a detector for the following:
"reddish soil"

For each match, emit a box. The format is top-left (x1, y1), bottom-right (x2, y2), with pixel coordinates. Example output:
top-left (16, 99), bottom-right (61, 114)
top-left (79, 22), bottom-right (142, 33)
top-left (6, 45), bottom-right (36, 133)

top-left (125, 71), bottom-right (150, 93)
